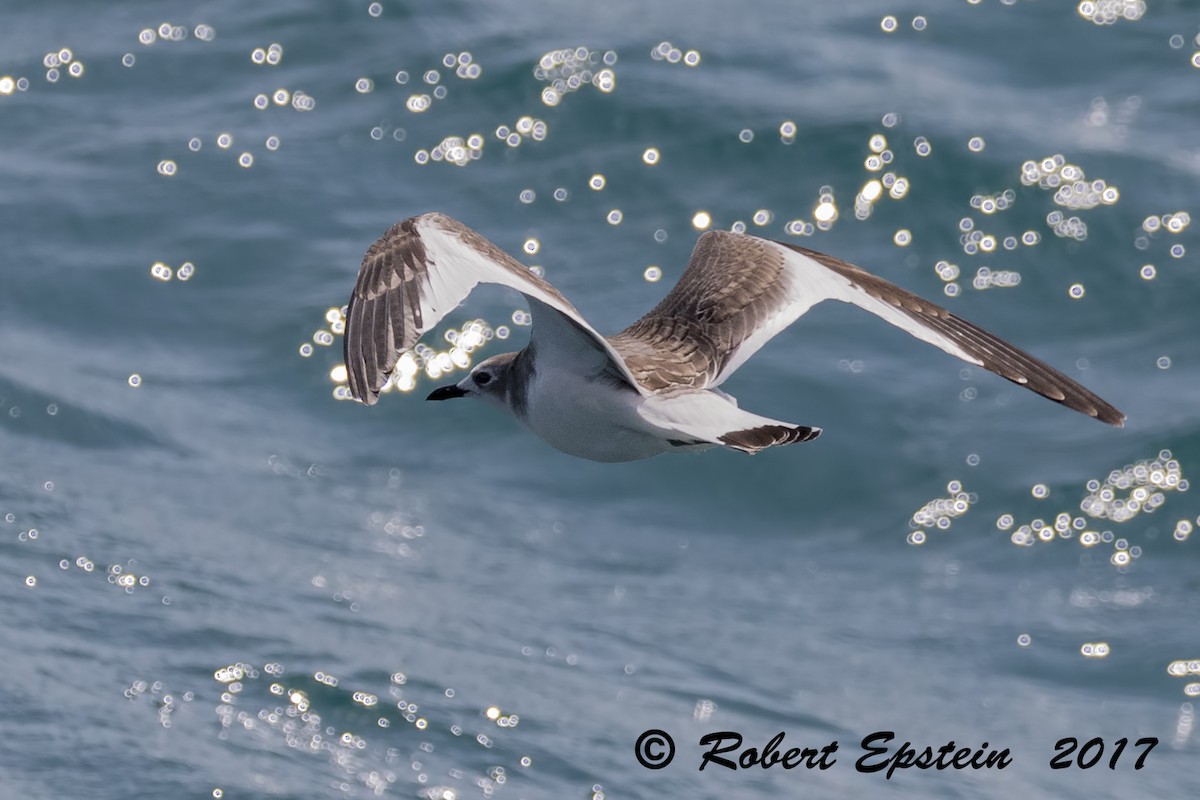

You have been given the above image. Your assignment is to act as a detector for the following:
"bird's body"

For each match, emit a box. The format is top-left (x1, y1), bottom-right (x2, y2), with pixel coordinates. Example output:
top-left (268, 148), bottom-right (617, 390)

top-left (520, 356), bottom-right (682, 462)
top-left (434, 303), bottom-right (809, 462)
top-left (344, 212), bottom-right (1123, 462)
top-left (520, 361), bottom-right (815, 462)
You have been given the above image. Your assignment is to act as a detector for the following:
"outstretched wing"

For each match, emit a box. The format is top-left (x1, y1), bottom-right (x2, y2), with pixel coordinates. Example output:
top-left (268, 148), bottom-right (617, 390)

top-left (344, 212), bottom-right (642, 404)
top-left (609, 230), bottom-right (1125, 426)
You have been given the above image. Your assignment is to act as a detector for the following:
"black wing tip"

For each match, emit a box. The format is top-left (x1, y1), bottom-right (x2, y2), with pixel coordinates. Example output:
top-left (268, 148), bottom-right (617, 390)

top-left (1029, 385), bottom-right (1125, 428)
top-left (1042, 391), bottom-right (1125, 428)
top-left (1076, 402), bottom-right (1124, 427)
top-left (1038, 376), bottom-right (1125, 429)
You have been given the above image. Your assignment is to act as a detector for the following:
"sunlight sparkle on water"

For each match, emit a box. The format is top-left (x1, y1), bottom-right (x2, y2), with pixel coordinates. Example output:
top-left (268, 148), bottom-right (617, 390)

top-left (419, 134), bottom-right (484, 167)
top-left (1078, 1), bottom-right (1146, 25)
top-left (651, 41), bottom-right (701, 66)
top-left (813, 200), bottom-right (837, 224)
top-left (969, 267), bottom-right (1021, 291)
top-left (908, 480), bottom-right (974, 543)
top-left (494, 116), bottom-right (547, 148)
top-left (1021, 155), bottom-right (1119, 218)
top-left (1003, 451), bottom-right (1186, 570)
top-left (535, 47), bottom-right (616, 105)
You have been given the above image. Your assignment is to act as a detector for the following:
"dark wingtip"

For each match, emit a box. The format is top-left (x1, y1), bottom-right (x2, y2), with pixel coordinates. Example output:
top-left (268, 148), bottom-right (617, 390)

top-left (1086, 399), bottom-right (1126, 428)
top-left (1104, 410), bottom-right (1127, 428)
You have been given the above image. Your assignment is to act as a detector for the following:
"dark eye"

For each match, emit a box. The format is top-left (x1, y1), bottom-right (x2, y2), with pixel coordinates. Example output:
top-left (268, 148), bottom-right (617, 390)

top-left (475, 371), bottom-right (491, 386)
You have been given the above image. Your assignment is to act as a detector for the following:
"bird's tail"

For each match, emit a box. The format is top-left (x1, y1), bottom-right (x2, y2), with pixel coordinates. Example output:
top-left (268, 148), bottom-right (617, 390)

top-left (637, 391), bottom-right (821, 455)
top-left (718, 423), bottom-right (820, 454)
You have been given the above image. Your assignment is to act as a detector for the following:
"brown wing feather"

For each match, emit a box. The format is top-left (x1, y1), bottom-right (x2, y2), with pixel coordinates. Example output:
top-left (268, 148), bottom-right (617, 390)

top-left (608, 232), bottom-right (788, 391)
top-left (345, 217), bottom-right (431, 404)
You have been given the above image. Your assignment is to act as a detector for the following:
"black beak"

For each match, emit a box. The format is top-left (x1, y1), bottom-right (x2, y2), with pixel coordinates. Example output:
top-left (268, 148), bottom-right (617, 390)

top-left (426, 384), bottom-right (468, 401)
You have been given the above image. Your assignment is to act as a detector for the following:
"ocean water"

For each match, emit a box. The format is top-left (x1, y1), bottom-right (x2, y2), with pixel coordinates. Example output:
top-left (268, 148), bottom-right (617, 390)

top-left (2, 1), bottom-right (1198, 798)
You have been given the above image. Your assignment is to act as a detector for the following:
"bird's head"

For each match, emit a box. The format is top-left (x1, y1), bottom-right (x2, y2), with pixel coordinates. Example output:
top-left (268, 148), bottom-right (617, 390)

top-left (426, 351), bottom-right (519, 411)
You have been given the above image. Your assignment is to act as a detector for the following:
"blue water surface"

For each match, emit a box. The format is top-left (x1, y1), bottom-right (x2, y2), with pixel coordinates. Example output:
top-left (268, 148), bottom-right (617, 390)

top-left (2, 2), bottom-right (1198, 798)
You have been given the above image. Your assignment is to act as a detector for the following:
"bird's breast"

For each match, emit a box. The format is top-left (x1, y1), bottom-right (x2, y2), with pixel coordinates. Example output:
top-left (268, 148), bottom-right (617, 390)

top-left (520, 366), bottom-right (667, 462)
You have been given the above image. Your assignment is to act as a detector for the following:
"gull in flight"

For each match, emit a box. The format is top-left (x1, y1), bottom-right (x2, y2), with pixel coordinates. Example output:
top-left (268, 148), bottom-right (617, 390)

top-left (344, 213), bottom-right (1124, 462)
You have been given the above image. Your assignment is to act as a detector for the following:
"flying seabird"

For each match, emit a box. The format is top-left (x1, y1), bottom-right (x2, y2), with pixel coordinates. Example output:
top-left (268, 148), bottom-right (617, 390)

top-left (344, 212), bottom-right (1124, 462)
